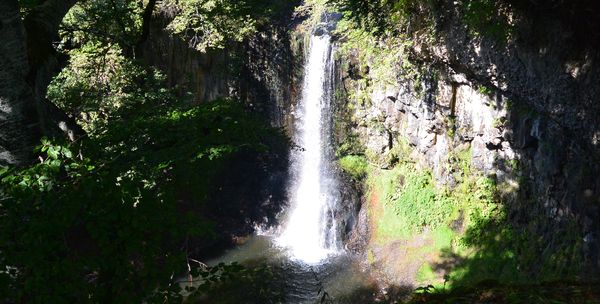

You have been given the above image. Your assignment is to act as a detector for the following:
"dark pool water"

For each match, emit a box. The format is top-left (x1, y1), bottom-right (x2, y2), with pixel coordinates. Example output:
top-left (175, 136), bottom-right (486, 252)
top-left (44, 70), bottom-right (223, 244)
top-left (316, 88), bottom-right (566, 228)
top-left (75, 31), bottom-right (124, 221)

top-left (202, 235), bottom-right (377, 303)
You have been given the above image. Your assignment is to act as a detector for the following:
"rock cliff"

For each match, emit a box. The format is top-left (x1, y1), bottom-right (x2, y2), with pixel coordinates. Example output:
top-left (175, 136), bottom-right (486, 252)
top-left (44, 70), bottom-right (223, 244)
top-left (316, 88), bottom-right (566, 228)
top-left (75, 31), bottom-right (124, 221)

top-left (332, 1), bottom-right (600, 287)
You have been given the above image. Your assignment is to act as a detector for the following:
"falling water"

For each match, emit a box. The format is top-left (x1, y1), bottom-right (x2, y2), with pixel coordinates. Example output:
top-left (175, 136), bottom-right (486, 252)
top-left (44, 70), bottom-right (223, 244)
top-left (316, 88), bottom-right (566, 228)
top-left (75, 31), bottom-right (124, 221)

top-left (276, 33), bottom-right (340, 264)
top-left (203, 26), bottom-right (375, 303)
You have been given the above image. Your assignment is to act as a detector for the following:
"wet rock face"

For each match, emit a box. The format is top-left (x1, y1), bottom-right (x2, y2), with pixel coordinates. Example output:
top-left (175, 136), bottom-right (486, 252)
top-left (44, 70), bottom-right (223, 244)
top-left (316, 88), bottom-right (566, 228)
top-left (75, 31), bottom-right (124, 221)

top-left (337, 171), bottom-right (367, 253)
top-left (332, 5), bottom-right (600, 274)
top-left (428, 7), bottom-right (600, 266)
top-left (313, 12), bottom-right (342, 36)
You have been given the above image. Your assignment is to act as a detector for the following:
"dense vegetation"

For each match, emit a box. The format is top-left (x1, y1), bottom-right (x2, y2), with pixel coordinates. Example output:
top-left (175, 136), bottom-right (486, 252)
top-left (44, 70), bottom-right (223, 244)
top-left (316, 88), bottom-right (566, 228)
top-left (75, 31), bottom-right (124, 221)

top-left (1, 0), bottom-right (292, 302)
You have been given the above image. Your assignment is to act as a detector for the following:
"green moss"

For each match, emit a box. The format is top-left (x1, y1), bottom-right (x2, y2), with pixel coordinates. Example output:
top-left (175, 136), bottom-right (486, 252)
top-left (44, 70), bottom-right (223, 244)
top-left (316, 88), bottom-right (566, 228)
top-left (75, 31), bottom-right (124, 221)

top-left (492, 117), bottom-right (506, 129)
top-left (335, 135), bottom-right (363, 158)
top-left (370, 167), bottom-right (411, 242)
top-left (336, 83), bottom-right (583, 291)
top-left (368, 160), bottom-right (457, 243)
top-left (508, 158), bottom-right (519, 172)
top-left (338, 155), bottom-right (369, 180)
top-left (447, 146), bottom-right (473, 183)
top-left (367, 250), bottom-right (375, 265)
top-left (334, 18), bottom-right (414, 106)
top-left (393, 166), bottom-right (454, 231)
top-left (445, 116), bottom-right (457, 138)
top-left (383, 136), bottom-right (412, 166)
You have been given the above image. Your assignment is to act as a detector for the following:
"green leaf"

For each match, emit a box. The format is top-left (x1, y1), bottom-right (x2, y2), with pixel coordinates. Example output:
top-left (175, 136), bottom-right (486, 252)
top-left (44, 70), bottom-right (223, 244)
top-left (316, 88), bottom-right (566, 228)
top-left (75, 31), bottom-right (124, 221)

top-left (47, 147), bottom-right (59, 160)
top-left (62, 148), bottom-right (73, 159)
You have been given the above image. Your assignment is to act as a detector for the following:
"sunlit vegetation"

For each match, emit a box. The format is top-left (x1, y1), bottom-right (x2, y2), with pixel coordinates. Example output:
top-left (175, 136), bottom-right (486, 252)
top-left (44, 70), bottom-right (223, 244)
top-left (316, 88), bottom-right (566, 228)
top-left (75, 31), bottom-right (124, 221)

top-left (337, 112), bottom-right (584, 300)
top-left (334, 18), bottom-right (412, 87)
top-left (333, 0), bottom-right (427, 35)
top-left (332, 0), bottom-right (592, 299)
top-left (337, 129), bottom-right (577, 290)
top-left (163, 0), bottom-right (288, 51)
top-left (367, 162), bottom-right (455, 242)
top-left (48, 46), bottom-right (170, 132)
top-left (333, 0), bottom-right (515, 43)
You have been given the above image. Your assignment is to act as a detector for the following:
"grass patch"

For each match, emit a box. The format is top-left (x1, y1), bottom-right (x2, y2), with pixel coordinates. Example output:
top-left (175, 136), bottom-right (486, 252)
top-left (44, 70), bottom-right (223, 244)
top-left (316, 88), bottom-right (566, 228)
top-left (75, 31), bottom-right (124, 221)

top-left (368, 161), bottom-right (457, 244)
top-left (432, 227), bottom-right (455, 251)
top-left (416, 263), bottom-right (437, 283)
top-left (375, 195), bottom-right (413, 242)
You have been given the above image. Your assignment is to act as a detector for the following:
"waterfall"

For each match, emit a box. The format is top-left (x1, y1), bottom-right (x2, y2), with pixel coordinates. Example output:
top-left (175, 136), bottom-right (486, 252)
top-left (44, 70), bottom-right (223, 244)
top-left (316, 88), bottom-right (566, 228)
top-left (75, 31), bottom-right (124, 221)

top-left (276, 33), bottom-right (340, 264)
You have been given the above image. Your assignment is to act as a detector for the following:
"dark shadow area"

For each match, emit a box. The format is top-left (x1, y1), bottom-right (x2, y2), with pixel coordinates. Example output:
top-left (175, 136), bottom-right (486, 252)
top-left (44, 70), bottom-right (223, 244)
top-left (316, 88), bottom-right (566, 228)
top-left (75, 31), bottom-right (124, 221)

top-left (0, 97), bottom-right (291, 302)
top-left (196, 138), bottom-right (290, 259)
top-left (407, 280), bottom-right (600, 304)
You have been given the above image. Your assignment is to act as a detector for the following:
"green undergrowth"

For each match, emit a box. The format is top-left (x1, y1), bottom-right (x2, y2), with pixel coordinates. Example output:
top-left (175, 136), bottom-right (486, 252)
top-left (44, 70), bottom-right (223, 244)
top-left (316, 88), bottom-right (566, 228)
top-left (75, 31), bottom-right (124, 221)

top-left (164, 0), bottom-right (299, 52)
top-left (368, 161), bottom-right (456, 243)
top-left (337, 136), bottom-right (546, 288)
top-left (0, 98), bottom-right (288, 302)
top-left (333, 0), bottom-right (517, 51)
top-left (334, 18), bottom-right (414, 107)
top-left (332, 0), bottom-right (586, 298)
top-left (332, 29), bottom-right (585, 295)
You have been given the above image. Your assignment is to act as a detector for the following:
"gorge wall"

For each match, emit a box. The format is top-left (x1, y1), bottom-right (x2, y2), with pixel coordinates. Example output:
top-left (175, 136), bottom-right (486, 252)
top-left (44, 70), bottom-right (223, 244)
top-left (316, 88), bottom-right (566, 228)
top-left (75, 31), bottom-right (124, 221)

top-left (332, 1), bottom-right (600, 290)
top-left (142, 5), bottom-right (303, 130)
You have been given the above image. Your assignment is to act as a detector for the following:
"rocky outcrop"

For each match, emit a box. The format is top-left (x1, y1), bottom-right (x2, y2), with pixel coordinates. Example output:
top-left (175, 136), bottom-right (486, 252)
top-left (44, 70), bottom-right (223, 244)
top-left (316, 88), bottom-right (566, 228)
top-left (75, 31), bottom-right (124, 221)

top-left (424, 3), bottom-right (600, 275)
top-left (333, 1), bottom-right (600, 280)
top-left (142, 9), bottom-right (302, 129)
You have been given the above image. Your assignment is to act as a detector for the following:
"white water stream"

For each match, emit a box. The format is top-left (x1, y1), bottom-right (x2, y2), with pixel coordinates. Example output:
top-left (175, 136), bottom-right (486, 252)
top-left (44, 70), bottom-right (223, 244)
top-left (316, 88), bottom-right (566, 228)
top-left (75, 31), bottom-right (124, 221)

top-left (276, 34), bottom-right (341, 264)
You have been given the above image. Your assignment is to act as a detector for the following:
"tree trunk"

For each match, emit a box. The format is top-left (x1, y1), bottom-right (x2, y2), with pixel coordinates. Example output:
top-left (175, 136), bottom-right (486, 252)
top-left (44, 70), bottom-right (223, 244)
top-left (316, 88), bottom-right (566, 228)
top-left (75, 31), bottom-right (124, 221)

top-left (0, 0), bottom-right (80, 166)
top-left (134, 0), bottom-right (158, 59)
